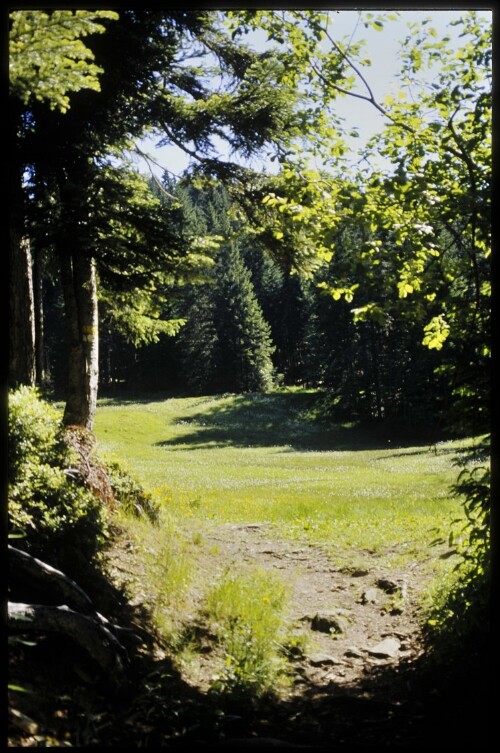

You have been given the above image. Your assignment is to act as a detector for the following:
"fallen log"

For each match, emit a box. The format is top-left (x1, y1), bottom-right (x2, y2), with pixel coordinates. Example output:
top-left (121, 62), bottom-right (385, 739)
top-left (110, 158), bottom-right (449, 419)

top-left (8, 545), bottom-right (140, 643)
top-left (8, 602), bottom-right (128, 688)
top-left (9, 545), bottom-right (95, 614)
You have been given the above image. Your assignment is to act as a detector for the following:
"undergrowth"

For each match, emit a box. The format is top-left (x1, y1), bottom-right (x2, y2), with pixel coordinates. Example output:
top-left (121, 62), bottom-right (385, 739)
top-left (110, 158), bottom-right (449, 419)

top-left (8, 386), bottom-right (108, 570)
top-left (105, 457), bottom-right (161, 524)
top-left (203, 567), bottom-right (290, 700)
top-left (422, 435), bottom-right (490, 658)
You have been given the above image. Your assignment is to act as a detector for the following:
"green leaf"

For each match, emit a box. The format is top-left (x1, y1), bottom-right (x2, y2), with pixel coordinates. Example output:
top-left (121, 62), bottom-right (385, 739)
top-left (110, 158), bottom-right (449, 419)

top-left (8, 684), bottom-right (32, 694)
top-left (422, 315), bottom-right (450, 350)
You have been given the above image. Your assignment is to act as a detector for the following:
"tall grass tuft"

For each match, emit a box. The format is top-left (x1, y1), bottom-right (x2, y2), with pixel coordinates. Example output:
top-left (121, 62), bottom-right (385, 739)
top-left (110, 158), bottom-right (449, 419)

top-left (204, 567), bottom-right (289, 699)
top-left (117, 509), bottom-right (193, 643)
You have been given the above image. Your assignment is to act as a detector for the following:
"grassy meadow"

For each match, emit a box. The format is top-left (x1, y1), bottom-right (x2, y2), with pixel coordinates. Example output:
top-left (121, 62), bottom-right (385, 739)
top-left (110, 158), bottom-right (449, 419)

top-left (94, 390), bottom-right (472, 569)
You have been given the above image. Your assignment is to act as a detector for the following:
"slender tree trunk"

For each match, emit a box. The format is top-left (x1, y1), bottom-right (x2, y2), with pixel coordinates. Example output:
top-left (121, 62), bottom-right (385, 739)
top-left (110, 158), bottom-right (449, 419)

top-left (369, 321), bottom-right (384, 421)
top-left (33, 248), bottom-right (47, 386)
top-left (9, 232), bottom-right (36, 388)
top-left (60, 252), bottom-right (99, 430)
top-left (9, 101), bottom-right (36, 388)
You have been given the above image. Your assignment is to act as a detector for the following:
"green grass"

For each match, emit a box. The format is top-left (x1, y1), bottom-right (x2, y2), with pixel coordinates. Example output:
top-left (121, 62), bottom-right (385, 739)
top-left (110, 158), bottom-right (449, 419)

top-left (203, 567), bottom-right (290, 697)
top-left (112, 507), bottom-right (193, 642)
top-left (94, 391), bottom-right (473, 567)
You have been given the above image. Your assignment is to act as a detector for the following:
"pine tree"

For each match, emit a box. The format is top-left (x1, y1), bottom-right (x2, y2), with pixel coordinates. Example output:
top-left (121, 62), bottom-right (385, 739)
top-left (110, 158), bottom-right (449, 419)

top-left (211, 245), bottom-right (275, 393)
top-left (177, 284), bottom-right (218, 394)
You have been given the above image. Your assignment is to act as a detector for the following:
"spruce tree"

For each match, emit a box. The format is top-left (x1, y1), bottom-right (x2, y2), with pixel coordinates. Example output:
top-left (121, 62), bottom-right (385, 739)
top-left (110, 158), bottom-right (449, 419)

top-left (211, 245), bottom-right (275, 393)
top-left (177, 284), bottom-right (218, 394)
top-left (242, 247), bottom-right (310, 385)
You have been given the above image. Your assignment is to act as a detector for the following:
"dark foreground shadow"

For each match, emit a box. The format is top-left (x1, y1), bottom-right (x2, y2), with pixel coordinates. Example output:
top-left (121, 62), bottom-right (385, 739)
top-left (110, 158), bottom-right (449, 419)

top-left (8, 539), bottom-right (492, 751)
top-left (161, 632), bottom-right (492, 752)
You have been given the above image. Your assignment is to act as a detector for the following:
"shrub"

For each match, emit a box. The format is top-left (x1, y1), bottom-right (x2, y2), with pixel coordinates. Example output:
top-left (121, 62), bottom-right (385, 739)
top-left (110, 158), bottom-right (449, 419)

top-left (8, 386), bottom-right (68, 481)
top-left (8, 387), bottom-right (108, 566)
top-left (105, 459), bottom-right (160, 524)
top-left (423, 436), bottom-right (490, 655)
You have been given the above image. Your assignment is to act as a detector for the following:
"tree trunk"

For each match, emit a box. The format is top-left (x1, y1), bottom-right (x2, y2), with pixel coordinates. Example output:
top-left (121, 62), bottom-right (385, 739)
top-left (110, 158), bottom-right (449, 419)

top-left (9, 233), bottom-right (36, 388)
top-left (9, 100), bottom-right (36, 389)
top-left (60, 251), bottom-right (99, 430)
top-left (33, 247), bottom-right (47, 386)
top-left (369, 321), bottom-right (384, 421)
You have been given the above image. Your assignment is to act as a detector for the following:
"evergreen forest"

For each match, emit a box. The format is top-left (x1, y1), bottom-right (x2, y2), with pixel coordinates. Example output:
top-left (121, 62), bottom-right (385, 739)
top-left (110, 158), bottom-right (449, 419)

top-left (8, 9), bottom-right (491, 749)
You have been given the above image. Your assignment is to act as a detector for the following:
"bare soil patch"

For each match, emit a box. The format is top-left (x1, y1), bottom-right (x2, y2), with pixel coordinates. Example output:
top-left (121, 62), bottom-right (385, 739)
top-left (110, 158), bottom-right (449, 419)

top-left (187, 522), bottom-right (434, 686)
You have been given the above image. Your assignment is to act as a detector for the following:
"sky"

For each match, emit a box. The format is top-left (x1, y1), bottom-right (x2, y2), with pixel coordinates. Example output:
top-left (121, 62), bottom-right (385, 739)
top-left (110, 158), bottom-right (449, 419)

top-left (134, 9), bottom-right (491, 180)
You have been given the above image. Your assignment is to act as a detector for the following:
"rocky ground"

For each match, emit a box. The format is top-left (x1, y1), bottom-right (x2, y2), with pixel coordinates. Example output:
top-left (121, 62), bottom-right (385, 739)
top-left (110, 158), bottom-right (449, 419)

top-left (181, 522), bottom-right (431, 692)
top-left (8, 521), bottom-right (491, 750)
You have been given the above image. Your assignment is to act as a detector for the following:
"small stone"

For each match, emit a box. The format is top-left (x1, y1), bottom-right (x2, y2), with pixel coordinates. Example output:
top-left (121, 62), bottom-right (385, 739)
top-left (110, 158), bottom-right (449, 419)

top-left (309, 653), bottom-right (341, 667)
top-left (359, 587), bottom-right (379, 604)
top-left (310, 610), bottom-right (349, 634)
top-left (376, 578), bottom-right (400, 594)
top-left (367, 637), bottom-right (401, 658)
top-left (344, 646), bottom-right (365, 658)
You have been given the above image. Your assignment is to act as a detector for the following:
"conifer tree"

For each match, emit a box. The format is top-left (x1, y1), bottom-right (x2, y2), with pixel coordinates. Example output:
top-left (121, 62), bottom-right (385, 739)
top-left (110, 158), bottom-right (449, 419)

top-left (176, 284), bottom-right (218, 395)
top-left (210, 245), bottom-right (275, 393)
top-left (11, 9), bottom-right (300, 428)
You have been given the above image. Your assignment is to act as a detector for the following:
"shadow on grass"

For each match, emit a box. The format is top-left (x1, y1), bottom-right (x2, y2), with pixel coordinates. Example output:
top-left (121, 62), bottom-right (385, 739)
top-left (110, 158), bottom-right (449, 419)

top-left (151, 392), bottom-right (450, 453)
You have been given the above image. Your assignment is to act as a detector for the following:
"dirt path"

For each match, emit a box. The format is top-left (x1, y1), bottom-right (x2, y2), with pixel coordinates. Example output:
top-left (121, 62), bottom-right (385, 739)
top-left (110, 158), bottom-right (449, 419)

top-left (182, 522), bottom-right (437, 696)
top-left (9, 521), bottom-right (485, 750)
top-left (126, 520), bottom-right (468, 750)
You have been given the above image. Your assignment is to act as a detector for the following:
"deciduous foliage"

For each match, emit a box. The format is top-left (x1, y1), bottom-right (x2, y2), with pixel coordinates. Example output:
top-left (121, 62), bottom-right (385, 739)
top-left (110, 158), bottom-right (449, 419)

top-left (217, 10), bottom-right (490, 435)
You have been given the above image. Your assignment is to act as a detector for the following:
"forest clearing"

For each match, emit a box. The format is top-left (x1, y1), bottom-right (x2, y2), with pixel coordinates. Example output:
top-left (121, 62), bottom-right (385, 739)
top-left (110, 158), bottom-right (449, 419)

top-left (8, 391), bottom-right (489, 748)
top-left (8, 7), bottom-right (490, 750)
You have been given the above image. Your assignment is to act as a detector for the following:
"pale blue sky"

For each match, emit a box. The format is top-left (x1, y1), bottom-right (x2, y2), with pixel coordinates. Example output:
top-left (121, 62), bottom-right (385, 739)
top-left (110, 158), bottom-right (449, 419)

top-left (134, 9), bottom-right (491, 179)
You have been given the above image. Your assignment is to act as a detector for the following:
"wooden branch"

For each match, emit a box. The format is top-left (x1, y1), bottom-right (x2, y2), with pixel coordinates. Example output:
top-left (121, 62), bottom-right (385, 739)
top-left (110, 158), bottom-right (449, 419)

top-left (9, 545), bottom-right (95, 614)
top-left (8, 602), bottom-right (128, 686)
top-left (9, 545), bottom-right (142, 645)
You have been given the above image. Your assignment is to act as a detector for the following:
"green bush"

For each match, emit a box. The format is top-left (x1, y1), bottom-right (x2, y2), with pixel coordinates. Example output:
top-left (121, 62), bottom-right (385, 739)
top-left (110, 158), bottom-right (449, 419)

top-left (105, 459), bottom-right (160, 524)
top-left (8, 386), bottom-right (68, 481)
top-left (8, 387), bottom-right (108, 565)
top-left (423, 437), bottom-right (490, 655)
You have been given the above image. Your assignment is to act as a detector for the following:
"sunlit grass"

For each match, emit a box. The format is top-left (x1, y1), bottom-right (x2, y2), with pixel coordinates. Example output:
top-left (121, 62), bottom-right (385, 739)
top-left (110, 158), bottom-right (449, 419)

top-left (113, 507), bottom-right (193, 642)
top-left (203, 567), bottom-right (290, 697)
top-left (94, 391), bottom-right (472, 568)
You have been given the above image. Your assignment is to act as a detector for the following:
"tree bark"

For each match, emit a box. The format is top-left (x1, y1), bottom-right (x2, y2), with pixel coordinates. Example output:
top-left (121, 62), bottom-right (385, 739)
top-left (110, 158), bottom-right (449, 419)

top-left (60, 251), bottom-right (99, 430)
top-left (33, 247), bottom-right (47, 386)
top-left (8, 602), bottom-right (127, 686)
top-left (9, 99), bottom-right (36, 389)
top-left (9, 233), bottom-right (36, 388)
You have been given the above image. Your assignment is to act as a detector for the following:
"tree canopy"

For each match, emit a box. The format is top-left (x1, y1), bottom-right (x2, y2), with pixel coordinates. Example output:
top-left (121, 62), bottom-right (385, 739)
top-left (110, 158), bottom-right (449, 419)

top-left (9, 10), bottom-right (119, 112)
